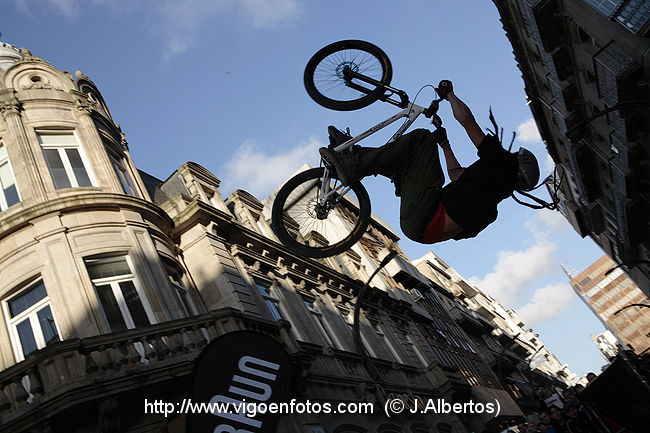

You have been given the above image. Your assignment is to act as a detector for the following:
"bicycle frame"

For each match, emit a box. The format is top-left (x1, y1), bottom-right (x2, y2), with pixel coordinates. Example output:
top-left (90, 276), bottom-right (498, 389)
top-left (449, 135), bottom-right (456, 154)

top-left (317, 103), bottom-right (427, 208)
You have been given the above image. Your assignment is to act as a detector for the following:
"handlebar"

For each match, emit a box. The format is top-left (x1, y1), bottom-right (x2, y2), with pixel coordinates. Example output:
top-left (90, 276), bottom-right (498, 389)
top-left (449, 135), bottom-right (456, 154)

top-left (344, 67), bottom-right (444, 128)
top-left (423, 98), bottom-right (444, 129)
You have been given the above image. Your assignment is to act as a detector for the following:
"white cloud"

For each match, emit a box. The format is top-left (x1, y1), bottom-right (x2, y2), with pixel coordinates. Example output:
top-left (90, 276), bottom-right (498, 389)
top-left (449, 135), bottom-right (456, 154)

top-left (524, 209), bottom-right (570, 239)
top-left (470, 204), bottom-right (577, 326)
top-left (15, 0), bottom-right (107, 17)
top-left (516, 118), bottom-right (542, 143)
top-left (469, 240), bottom-right (557, 305)
top-left (545, 153), bottom-right (555, 173)
top-left (240, 0), bottom-right (301, 28)
top-left (153, 0), bottom-right (301, 59)
top-left (516, 283), bottom-right (575, 326)
top-left (220, 136), bottom-right (322, 198)
top-left (14, 0), bottom-right (302, 58)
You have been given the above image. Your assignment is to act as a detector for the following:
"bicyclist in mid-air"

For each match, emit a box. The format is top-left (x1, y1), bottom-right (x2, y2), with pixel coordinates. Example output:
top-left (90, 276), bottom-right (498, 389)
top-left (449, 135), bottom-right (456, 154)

top-left (319, 80), bottom-right (540, 244)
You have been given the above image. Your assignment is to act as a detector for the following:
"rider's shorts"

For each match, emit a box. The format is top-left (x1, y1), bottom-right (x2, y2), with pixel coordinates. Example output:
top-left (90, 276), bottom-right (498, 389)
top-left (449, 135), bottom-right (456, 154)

top-left (421, 202), bottom-right (446, 244)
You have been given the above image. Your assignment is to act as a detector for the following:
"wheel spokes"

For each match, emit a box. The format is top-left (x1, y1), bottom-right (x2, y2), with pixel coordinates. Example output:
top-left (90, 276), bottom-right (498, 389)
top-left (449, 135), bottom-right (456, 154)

top-left (312, 48), bottom-right (383, 101)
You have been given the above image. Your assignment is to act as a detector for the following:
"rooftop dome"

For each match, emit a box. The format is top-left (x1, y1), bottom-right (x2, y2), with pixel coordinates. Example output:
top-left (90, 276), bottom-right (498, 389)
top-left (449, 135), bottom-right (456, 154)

top-left (0, 42), bottom-right (22, 71)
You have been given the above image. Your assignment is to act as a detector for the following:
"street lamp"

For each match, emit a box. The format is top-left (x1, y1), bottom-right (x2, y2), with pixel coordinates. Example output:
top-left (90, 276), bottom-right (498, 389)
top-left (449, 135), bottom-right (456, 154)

top-left (604, 260), bottom-right (650, 277)
top-left (565, 101), bottom-right (650, 140)
top-left (614, 303), bottom-right (650, 316)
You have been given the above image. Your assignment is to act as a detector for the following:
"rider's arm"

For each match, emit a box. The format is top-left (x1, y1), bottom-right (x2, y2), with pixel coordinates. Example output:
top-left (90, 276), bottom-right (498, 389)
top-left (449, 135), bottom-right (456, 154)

top-left (440, 139), bottom-right (464, 181)
top-left (448, 91), bottom-right (486, 148)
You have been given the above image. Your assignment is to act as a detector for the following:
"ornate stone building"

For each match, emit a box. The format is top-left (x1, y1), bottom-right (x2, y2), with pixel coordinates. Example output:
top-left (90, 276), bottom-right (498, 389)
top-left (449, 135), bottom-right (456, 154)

top-left (414, 252), bottom-right (575, 414)
top-left (492, 0), bottom-right (650, 294)
top-left (0, 41), bottom-right (570, 433)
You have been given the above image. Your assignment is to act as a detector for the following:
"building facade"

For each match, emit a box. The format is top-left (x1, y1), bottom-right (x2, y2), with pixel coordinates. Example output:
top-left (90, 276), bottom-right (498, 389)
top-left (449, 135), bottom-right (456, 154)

top-left (492, 0), bottom-right (650, 294)
top-left (413, 252), bottom-right (575, 413)
top-left (590, 330), bottom-right (619, 361)
top-left (0, 42), bottom-right (572, 433)
top-left (569, 255), bottom-right (650, 355)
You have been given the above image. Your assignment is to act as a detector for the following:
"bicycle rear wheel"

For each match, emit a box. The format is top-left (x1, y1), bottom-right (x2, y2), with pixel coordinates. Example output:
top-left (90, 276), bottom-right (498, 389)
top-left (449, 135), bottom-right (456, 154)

top-left (271, 167), bottom-right (371, 258)
top-left (304, 40), bottom-right (392, 111)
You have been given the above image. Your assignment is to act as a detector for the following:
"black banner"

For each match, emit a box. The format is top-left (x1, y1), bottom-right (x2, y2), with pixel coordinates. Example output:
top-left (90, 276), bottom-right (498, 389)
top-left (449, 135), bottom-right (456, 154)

top-left (187, 330), bottom-right (294, 433)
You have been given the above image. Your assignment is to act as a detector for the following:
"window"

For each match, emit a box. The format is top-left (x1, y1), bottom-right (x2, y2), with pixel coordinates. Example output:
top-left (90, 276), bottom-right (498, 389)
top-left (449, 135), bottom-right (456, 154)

top-left (165, 262), bottom-right (197, 317)
top-left (110, 154), bottom-right (137, 196)
top-left (405, 334), bottom-right (429, 367)
top-left (85, 256), bottom-right (154, 331)
top-left (344, 312), bottom-right (377, 357)
top-left (0, 142), bottom-right (20, 210)
top-left (38, 131), bottom-right (94, 189)
top-left (614, 0), bottom-right (650, 34)
top-left (4, 280), bottom-right (60, 361)
top-left (375, 324), bottom-right (404, 363)
top-left (304, 298), bottom-right (339, 348)
top-left (257, 284), bottom-right (283, 321)
top-left (584, 0), bottom-right (620, 16)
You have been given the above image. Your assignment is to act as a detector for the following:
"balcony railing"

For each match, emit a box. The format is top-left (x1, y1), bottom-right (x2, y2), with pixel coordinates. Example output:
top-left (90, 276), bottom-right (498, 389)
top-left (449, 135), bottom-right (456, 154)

top-left (0, 308), bottom-right (289, 432)
top-left (449, 307), bottom-right (495, 335)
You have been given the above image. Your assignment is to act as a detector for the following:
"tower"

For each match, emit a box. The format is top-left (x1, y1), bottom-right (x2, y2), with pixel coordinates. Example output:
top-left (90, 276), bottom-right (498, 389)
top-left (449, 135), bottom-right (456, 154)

top-left (0, 41), bottom-right (195, 376)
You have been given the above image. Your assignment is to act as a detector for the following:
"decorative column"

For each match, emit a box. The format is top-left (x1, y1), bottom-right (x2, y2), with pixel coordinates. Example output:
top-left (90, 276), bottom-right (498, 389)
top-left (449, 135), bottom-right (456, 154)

top-left (0, 94), bottom-right (48, 201)
top-left (72, 91), bottom-right (124, 194)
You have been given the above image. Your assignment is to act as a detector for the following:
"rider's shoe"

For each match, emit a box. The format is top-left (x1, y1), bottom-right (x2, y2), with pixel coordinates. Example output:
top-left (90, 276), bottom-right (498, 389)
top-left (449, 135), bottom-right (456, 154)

top-left (436, 80), bottom-right (453, 100)
top-left (319, 147), bottom-right (359, 187)
top-left (328, 125), bottom-right (352, 148)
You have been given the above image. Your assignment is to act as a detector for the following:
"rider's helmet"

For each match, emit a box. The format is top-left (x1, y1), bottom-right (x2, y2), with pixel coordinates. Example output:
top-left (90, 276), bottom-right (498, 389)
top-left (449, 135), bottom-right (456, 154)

top-left (515, 147), bottom-right (540, 191)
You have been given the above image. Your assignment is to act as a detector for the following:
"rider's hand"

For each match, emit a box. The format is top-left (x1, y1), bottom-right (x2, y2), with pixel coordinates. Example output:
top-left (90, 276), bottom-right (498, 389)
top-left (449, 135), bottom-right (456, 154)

top-left (436, 80), bottom-right (453, 100)
top-left (432, 127), bottom-right (449, 147)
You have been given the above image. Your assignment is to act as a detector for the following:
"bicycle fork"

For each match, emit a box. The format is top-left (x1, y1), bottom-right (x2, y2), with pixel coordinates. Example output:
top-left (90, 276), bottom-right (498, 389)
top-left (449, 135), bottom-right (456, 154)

top-left (316, 167), bottom-right (351, 218)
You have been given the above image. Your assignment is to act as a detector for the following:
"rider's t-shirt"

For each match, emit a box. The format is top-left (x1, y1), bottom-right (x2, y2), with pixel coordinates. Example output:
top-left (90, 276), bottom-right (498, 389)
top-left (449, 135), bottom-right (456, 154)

top-left (439, 134), bottom-right (518, 240)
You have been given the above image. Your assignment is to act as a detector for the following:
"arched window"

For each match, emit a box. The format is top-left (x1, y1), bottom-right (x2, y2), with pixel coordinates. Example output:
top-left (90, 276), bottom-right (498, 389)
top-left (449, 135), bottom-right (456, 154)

top-left (409, 422), bottom-right (431, 433)
top-left (333, 425), bottom-right (367, 433)
top-left (377, 423), bottom-right (403, 433)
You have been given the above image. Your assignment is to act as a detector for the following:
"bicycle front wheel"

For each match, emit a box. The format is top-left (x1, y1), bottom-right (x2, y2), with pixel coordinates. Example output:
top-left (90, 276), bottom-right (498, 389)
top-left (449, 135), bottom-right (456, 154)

top-left (271, 167), bottom-right (371, 258)
top-left (304, 40), bottom-right (392, 111)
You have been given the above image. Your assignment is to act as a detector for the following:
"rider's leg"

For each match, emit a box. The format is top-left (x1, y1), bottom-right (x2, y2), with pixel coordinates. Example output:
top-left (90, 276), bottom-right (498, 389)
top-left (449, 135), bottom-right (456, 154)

top-left (355, 129), bottom-right (445, 241)
top-left (355, 129), bottom-right (438, 177)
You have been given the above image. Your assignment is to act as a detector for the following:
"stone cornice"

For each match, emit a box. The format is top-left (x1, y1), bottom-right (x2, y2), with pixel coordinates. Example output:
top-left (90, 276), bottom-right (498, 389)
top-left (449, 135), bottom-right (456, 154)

top-left (172, 199), bottom-right (422, 322)
top-left (0, 192), bottom-right (174, 242)
top-left (171, 198), bottom-right (234, 237)
top-left (179, 162), bottom-right (221, 188)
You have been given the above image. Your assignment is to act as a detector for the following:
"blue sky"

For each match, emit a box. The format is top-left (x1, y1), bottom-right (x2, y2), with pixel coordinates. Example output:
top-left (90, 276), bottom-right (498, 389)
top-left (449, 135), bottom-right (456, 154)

top-left (4, 0), bottom-right (608, 376)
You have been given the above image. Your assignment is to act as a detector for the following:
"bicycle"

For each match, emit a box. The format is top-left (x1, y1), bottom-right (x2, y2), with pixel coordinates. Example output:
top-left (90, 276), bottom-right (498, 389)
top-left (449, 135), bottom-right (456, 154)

top-left (271, 40), bottom-right (445, 258)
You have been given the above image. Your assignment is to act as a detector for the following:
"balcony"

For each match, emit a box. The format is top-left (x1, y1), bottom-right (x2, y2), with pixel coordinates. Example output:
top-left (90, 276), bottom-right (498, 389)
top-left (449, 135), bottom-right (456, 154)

top-left (533, 0), bottom-right (563, 52)
top-left (380, 249), bottom-right (430, 290)
top-left (449, 307), bottom-right (495, 335)
top-left (0, 308), bottom-right (290, 433)
top-left (628, 198), bottom-right (650, 245)
top-left (594, 42), bottom-right (637, 107)
top-left (550, 46), bottom-right (573, 81)
top-left (574, 143), bottom-right (604, 202)
top-left (518, 0), bottom-right (562, 52)
top-left (547, 76), bottom-right (580, 114)
top-left (587, 202), bottom-right (607, 235)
